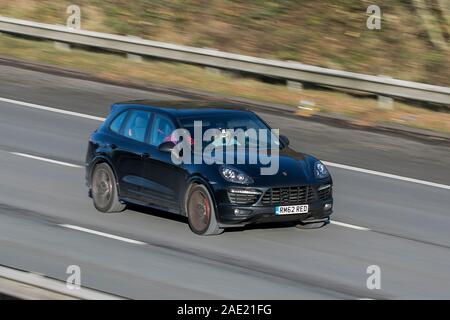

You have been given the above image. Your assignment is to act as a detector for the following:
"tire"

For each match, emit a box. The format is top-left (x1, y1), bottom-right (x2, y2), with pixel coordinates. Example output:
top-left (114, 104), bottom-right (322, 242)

top-left (186, 184), bottom-right (223, 236)
top-left (91, 163), bottom-right (126, 213)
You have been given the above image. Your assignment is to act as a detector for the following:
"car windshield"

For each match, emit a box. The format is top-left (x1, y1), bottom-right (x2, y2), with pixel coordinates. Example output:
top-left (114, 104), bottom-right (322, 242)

top-left (178, 112), bottom-right (280, 149)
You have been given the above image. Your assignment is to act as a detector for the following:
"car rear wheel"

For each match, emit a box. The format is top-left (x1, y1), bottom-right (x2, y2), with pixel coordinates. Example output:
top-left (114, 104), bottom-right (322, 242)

top-left (91, 163), bottom-right (126, 213)
top-left (186, 184), bottom-right (223, 236)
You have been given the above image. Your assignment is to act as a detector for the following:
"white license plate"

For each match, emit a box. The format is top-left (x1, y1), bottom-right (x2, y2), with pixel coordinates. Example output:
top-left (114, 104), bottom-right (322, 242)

top-left (275, 204), bottom-right (309, 215)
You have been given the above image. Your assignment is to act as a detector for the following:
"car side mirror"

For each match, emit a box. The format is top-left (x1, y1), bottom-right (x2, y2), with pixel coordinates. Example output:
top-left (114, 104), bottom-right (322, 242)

top-left (279, 134), bottom-right (290, 147)
top-left (158, 141), bottom-right (176, 153)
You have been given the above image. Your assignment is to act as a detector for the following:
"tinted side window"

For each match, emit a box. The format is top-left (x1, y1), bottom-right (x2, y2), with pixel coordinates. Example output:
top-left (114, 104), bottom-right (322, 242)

top-left (109, 111), bottom-right (128, 134)
top-left (122, 110), bottom-right (152, 143)
top-left (150, 114), bottom-right (175, 146)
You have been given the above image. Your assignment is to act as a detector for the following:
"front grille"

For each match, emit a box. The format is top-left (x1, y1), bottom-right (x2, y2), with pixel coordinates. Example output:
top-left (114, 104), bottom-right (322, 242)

top-left (228, 191), bottom-right (261, 205)
top-left (318, 186), bottom-right (332, 200)
top-left (261, 186), bottom-right (315, 206)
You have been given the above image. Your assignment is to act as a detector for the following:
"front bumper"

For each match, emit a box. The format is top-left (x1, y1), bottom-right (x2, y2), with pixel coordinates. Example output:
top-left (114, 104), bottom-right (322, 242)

top-left (216, 198), bottom-right (333, 228)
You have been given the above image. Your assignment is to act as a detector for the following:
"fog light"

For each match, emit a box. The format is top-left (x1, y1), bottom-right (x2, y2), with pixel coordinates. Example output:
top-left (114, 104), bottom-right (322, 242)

top-left (324, 203), bottom-right (332, 210)
top-left (233, 208), bottom-right (252, 216)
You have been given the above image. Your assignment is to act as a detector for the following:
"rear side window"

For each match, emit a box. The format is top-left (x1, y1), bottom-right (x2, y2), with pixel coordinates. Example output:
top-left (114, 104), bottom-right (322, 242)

top-left (110, 111), bottom-right (128, 134)
top-left (122, 110), bottom-right (152, 143)
top-left (150, 114), bottom-right (176, 146)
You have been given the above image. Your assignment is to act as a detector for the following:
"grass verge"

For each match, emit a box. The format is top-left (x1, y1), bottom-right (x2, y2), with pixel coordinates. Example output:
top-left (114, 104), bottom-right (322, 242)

top-left (0, 32), bottom-right (448, 135)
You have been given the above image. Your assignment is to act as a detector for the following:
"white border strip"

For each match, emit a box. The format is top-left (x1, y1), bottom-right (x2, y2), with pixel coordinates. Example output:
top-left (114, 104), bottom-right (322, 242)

top-left (10, 152), bottom-right (82, 168)
top-left (59, 224), bottom-right (147, 245)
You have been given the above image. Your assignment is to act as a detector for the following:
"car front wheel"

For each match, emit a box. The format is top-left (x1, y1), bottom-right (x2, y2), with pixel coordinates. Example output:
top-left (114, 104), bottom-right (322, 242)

top-left (186, 184), bottom-right (223, 236)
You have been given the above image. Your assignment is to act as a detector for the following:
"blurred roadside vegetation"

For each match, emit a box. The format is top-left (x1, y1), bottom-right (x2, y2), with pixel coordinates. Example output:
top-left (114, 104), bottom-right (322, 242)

top-left (0, 0), bottom-right (449, 86)
top-left (0, 1), bottom-right (448, 134)
top-left (0, 32), bottom-right (448, 134)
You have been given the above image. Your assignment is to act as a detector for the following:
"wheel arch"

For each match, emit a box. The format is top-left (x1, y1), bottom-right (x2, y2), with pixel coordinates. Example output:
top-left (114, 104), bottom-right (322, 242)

top-left (182, 175), bottom-right (218, 219)
top-left (88, 156), bottom-right (121, 197)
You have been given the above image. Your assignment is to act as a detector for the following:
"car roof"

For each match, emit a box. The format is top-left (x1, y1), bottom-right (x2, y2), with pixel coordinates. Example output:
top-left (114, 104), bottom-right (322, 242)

top-left (112, 99), bottom-right (255, 117)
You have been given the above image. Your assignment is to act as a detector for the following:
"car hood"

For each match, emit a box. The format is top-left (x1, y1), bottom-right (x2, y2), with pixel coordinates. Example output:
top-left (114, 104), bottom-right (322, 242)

top-left (203, 146), bottom-right (320, 186)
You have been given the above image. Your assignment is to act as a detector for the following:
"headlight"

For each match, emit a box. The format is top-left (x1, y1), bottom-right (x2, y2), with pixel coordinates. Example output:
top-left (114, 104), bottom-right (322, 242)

top-left (220, 165), bottom-right (254, 184)
top-left (314, 161), bottom-right (329, 179)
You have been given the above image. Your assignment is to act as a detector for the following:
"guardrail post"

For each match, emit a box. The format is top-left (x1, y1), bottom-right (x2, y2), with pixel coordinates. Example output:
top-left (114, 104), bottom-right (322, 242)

top-left (377, 75), bottom-right (394, 109)
top-left (127, 53), bottom-right (143, 62)
top-left (204, 66), bottom-right (222, 75)
top-left (378, 95), bottom-right (394, 110)
top-left (287, 80), bottom-right (303, 92)
top-left (54, 41), bottom-right (71, 52)
top-left (126, 35), bottom-right (143, 62)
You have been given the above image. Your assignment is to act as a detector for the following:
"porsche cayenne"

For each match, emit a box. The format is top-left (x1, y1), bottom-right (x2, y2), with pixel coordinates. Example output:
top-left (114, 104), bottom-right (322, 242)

top-left (85, 100), bottom-right (333, 235)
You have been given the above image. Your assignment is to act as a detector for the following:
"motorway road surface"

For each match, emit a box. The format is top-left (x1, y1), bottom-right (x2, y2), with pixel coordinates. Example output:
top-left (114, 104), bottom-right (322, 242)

top-left (0, 65), bottom-right (449, 299)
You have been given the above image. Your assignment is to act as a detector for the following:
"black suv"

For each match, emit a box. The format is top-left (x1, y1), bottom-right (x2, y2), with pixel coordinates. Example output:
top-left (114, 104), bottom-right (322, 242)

top-left (85, 100), bottom-right (333, 235)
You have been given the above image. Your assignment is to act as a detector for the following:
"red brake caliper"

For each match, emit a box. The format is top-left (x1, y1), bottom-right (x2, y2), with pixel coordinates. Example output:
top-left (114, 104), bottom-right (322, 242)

top-left (203, 196), bottom-right (209, 219)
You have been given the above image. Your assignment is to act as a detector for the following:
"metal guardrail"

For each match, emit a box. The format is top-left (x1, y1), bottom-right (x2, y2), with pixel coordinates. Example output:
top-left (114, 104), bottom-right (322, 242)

top-left (0, 16), bottom-right (449, 105)
top-left (0, 265), bottom-right (123, 300)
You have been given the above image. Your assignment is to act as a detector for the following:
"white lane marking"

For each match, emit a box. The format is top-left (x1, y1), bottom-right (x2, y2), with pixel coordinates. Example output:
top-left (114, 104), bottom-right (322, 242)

top-left (10, 152), bottom-right (82, 168)
top-left (10, 154), bottom-right (370, 233)
top-left (11, 150), bottom-right (371, 234)
top-left (330, 220), bottom-right (371, 231)
top-left (59, 224), bottom-right (147, 245)
top-left (0, 97), bottom-right (106, 121)
top-left (323, 161), bottom-right (450, 190)
top-left (1, 96), bottom-right (448, 190)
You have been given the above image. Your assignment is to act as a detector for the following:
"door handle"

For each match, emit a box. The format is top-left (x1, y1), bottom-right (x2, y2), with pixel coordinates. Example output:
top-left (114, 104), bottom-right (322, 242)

top-left (141, 152), bottom-right (150, 159)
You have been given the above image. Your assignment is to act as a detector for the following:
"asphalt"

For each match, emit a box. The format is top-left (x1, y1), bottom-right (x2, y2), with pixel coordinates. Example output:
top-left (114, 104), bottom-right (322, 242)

top-left (0, 65), bottom-right (449, 299)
